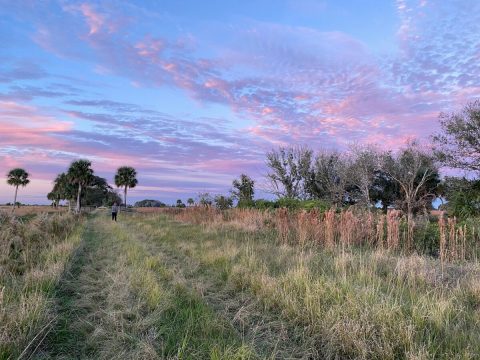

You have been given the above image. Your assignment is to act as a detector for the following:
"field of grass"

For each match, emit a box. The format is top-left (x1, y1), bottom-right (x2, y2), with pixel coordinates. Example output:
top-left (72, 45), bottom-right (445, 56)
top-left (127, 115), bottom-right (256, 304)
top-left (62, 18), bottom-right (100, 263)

top-left (0, 206), bottom-right (68, 221)
top-left (2, 208), bottom-right (479, 359)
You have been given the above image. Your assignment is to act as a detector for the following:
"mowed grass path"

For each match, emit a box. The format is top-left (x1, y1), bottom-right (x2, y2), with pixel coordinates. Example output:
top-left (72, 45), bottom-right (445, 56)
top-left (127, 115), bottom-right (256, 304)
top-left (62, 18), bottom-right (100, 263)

top-left (35, 214), bottom-right (257, 360)
top-left (32, 212), bottom-right (480, 359)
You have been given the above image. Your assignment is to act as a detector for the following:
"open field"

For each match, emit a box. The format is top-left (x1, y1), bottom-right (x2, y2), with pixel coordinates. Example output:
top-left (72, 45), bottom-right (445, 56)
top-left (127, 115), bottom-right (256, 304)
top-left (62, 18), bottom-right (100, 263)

top-left (1, 208), bottom-right (480, 359)
top-left (0, 206), bottom-right (68, 218)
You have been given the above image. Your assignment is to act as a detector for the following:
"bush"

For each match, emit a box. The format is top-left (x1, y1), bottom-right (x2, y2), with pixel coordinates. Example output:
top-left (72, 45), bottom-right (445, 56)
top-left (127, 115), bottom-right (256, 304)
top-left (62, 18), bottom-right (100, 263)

top-left (251, 198), bottom-right (330, 211)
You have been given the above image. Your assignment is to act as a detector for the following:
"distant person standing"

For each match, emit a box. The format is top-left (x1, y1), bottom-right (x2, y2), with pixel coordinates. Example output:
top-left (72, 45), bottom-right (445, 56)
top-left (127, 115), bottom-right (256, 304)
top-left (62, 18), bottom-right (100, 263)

top-left (111, 202), bottom-right (119, 221)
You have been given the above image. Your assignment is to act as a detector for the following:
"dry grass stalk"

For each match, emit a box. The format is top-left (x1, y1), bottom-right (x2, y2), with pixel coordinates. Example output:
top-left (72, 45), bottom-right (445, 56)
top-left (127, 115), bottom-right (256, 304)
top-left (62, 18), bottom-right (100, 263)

top-left (276, 208), bottom-right (290, 244)
top-left (376, 214), bottom-right (385, 248)
top-left (296, 210), bottom-right (309, 246)
top-left (439, 212), bottom-right (447, 265)
top-left (386, 210), bottom-right (401, 250)
top-left (448, 217), bottom-right (457, 261)
top-left (324, 209), bottom-right (336, 248)
top-left (406, 217), bottom-right (415, 252)
top-left (161, 206), bottom-right (478, 263)
top-left (339, 210), bottom-right (356, 248)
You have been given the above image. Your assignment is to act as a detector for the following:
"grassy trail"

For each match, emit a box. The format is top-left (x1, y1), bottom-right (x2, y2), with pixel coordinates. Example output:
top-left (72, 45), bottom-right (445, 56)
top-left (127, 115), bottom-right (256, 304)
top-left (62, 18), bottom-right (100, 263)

top-left (34, 214), bottom-right (259, 360)
top-left (30, 212), bottom-right (479, 359)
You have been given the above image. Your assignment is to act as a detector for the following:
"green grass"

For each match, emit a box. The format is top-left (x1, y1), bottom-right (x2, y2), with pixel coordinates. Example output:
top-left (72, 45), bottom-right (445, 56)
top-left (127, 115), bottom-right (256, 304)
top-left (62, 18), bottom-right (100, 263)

top-left (0, 212), bottom-right (83, 360)
top-left (4, 211), bottom-right (479, 359)
top-left (127, 213), bottom-right (480, 360)
top-left (35, 214), bottom-right (256, 359)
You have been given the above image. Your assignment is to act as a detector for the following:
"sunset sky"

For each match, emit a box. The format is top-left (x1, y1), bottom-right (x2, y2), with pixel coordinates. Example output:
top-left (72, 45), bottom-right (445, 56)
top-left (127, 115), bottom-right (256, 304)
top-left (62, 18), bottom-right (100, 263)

top-left (1, 0), bottom-right (479, 204)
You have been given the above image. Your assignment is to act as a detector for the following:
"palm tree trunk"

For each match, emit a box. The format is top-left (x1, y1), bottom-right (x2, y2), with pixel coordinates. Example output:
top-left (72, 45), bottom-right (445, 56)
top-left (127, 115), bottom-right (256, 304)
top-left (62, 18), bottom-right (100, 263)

top-left (76, 184), bottom-right (82, 213)
top-left (124, 187), bottom-right (127, 210)
top-left (11, 185), bottom-right (18, 213)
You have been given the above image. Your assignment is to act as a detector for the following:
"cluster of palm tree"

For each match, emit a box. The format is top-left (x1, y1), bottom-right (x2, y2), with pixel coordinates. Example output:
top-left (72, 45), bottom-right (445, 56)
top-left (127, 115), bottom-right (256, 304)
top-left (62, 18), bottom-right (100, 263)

top-left (5, 161), bottom-right (138, 214)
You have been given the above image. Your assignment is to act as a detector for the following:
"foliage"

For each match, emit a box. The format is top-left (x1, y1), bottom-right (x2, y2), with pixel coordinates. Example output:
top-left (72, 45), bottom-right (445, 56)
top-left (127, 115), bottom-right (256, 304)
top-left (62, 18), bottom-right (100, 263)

top-left (370, 170), bottom-right (401, 212)
top-left (307, 150), bottom-right (351, 206)
top-left (198, 192), bottom-right (213, 206)
top-left (231, 174), bottom-right (255, 206)
top-left (6, 168), bottom-right (30, 187)
top-left (432, 100), bottom-right (480, 173)
top-left (250, 198), bottom-right (330, 211)
top-left (83, 176), bottom-right (121, 207)
top-left (67, 159), bottom-right (94, 212)
top-left (114, 166), bottom-right (138, 207)
top-left (347, 144), bottom-right (382, 206)
top-left (176, 199), bottom-right (186, 208)
top-left (134, 199), bottom-right (167, 207)
top-left (214, 195), bottom-right (234, 210)
top-left (6, 168), bottom-right (30, 211)
top-left (443, 177), bottom-right (480, 218)
top-left (382, 141), bottom-right (440, 216)
top-left (266, 146), bottom-right (313, 199)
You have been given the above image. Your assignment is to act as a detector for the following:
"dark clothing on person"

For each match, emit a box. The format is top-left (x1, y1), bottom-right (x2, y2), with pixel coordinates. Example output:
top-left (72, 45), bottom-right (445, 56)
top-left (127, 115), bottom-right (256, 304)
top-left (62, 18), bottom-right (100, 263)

top-left (112, 204), bottom-right (119, 221)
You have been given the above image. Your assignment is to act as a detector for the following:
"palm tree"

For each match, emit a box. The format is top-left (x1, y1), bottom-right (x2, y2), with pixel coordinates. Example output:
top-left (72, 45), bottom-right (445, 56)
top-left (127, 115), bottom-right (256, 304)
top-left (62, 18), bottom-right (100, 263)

top-left (114, 166), bottom-right (138, 210)
top-left (67, 160), bottom-right (94, 213)
top-left (7, 168), bottom-right (30, 213)
top-left (52, 172), bottom-right (76, 211)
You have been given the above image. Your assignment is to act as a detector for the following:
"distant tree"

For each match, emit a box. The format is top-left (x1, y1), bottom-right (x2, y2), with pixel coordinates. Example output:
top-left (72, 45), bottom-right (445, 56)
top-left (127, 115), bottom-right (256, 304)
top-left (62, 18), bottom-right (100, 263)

top-left (176, 199), bottom-right (186, 208)
top-left (187, 198), bottom-right (195, 207)
top-left (348, 145), bottom-right (382, 208)
top-left (83, 176), bottom-right (118, 207)
top-left (7, 168), bottom-right (30, 213)
top-left (432, 100), bottom-right (480, 174)
top-left (104, 190), bottom-right (122, 207)
top-left (232, 174), bottom-right (255, 206)
top-left (51, 172), bottom-right (77, 211)
top-left (115, 166), bottom-right (138, 209)
top-left (266, 146), bottom-right (313, 199)
top-left (47, 191), bottom-right (57, 207)
top-left (198, 192), bottom-right (213, 206)
top-left (383, 141), bottom-right (440, 221)
top-left (307, 150), bottom-right (350, 207)
top-left (214, 195), bottom-right (233, 210)
top-left (370, 170), bottom-right (401, 212)
top-left (67, 160), bottom-right (94, 213)
top-left (135, 199), bottom-right (166, 207)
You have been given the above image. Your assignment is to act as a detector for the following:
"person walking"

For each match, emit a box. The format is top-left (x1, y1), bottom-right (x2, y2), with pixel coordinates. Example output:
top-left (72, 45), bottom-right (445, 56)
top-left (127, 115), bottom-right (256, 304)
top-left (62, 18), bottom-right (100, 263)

top-left (111, 202), bottom-right (119, 221)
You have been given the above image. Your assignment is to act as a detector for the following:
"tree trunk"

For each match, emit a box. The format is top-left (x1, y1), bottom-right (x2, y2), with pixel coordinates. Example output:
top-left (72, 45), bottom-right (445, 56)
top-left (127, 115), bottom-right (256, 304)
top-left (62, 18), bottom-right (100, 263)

top-left (406, 199), bottom-right (413, 252)
top-left (76, 184), bottom-right (82, 213)
top-left (364, 184), bottom-right (371, 210)
top-left (124, 187), bottom-right (127, 210)
top-left (382, 203), bottom-right (388, 213)
top-left (11, 185), bottom-right (18, 213)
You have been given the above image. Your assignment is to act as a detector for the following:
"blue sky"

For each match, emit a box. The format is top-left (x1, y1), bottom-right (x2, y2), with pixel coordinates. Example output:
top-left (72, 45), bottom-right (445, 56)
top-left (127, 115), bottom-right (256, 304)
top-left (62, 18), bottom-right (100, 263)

top-left (0, 0), bottom-right (479, 205)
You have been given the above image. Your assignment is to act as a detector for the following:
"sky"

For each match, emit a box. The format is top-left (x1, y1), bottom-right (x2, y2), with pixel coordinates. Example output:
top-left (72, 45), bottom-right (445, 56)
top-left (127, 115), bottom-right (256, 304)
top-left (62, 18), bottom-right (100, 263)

top-left (1, 0), bottom-right (480, 205)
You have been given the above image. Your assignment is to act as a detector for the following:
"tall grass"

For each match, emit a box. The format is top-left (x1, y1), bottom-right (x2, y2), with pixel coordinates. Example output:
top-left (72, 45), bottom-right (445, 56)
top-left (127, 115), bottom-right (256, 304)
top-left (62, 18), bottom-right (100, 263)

top-left (0, 211), bottom-right (83, 359)
top-left (132, 210), bottom-right (480, 359)
top-left (169, 206), bottom-right (479, 260)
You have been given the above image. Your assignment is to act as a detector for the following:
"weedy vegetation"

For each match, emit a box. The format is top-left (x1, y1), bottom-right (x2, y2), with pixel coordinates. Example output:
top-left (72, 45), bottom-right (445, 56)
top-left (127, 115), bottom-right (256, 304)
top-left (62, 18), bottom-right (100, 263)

top-left (2, 205), bottom-right (479, 359)
top-left (0, 209), bottom-right (83, 359)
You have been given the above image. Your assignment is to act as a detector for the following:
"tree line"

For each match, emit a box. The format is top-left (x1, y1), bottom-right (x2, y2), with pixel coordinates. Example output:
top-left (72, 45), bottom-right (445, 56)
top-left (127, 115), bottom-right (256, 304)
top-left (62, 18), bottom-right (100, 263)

top-left (228, 100), bottom-right (480, 219)
top-left (5, 160), bottom-right (138, 213)
top-left (260, 100), bottom-right (480, 218)
top-left (5, 100), bottom-right (480, 217)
